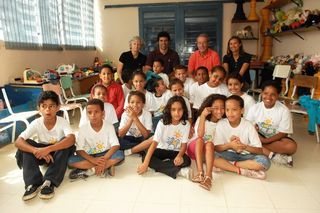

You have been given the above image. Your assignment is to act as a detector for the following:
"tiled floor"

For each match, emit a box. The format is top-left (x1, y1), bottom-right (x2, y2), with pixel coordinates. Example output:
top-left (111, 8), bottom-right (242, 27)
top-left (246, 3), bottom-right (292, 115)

top-left (0, 114), bottom-right (320, 213)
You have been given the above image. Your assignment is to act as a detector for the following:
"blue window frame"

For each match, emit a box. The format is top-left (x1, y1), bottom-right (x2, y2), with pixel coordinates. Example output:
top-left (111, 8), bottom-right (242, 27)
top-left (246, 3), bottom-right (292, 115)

top-left (139, 2), bottom-right (222, 65)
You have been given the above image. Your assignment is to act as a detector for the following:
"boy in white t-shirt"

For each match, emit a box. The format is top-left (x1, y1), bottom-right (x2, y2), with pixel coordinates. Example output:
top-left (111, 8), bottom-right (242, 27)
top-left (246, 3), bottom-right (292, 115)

top-left (214, 95), bottom-right (271, 180)
top-left (15, 91), bottom-right (75, 201)
top-left (68, 99), bottom-right (124, 179)
top-left (152, 59), bottom-right (169, 88)
top-left (246, 80), bottom-right (297, 167)
top-left (174, 64), bottom-right (195, 99)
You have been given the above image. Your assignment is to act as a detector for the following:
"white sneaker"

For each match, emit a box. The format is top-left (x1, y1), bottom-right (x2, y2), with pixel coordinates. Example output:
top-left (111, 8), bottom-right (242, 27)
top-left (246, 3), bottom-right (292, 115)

top-left (178, 167), bottom-right (193, 180)
top-left (272, 153), bottom-right (289, 165)
top-left (286, 155), bottom-right (293, 168)
top-left (124, 149), bottom-right (132, 156)
top-left (240, 168), bottom-right (266, 180)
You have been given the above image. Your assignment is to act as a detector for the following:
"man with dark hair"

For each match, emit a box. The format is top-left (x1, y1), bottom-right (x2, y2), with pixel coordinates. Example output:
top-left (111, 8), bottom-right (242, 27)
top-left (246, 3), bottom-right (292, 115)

top-left (144, 31), bottom-right (180, 75)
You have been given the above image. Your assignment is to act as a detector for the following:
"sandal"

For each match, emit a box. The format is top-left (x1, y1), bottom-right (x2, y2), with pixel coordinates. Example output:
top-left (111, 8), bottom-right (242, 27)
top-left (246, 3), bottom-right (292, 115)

top-left (191, 172), bottom-right (204, 183)
top-left (199, 176), bottom-right (212, 191)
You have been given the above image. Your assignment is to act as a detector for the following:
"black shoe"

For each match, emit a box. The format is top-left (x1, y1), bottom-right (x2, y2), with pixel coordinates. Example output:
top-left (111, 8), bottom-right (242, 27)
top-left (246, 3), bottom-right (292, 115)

top-left (22, 185), bottom-right (40, 201)
top-left (39, 180), bottom-right (54, 200)
top-left (69, 169), bottom-right (89, 180)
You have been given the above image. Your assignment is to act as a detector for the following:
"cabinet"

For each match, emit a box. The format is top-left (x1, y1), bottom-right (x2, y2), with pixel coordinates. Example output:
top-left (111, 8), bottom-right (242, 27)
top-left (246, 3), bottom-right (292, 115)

top-left (231, 19), bottom-right (260, 58)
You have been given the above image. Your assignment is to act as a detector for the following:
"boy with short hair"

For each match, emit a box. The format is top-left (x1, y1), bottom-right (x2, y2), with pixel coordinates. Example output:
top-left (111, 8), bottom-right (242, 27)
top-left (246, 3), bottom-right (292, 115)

top-left (68, 99), bottom-right (124, 179)
top-left (173, 65), bottom-right (194, 99)
top-left (15, 91), bottom-right (75, 201)
top-left (152, 59), bottom-right (169, 87)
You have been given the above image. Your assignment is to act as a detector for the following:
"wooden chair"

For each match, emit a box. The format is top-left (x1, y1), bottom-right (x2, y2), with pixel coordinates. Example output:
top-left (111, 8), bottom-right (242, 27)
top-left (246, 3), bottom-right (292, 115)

top-left (285, 74), bottom-right (319, 143)
top-left (249, 64), bottom-right (291, 101)
top-left (0, 88), bottom-right (39, 142)
top-left (59, 75), bottom-right (89, 104)
top-left (42, 83), bottom-right (83, 124)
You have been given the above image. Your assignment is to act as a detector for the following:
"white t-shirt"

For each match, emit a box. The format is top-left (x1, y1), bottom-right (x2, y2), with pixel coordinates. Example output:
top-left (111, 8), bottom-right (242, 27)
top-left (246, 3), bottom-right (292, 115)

top-left (124, 90), bottom-right (157, 112)
top-left (153, 120), bottom-right (191, 151)
top-left (193, 83), bottom-right (230, 109)
top-left (246, 101), bottom-right (293, 138)
top-left (119, 109), bottom-right (153, 137)
top-left (192, 117), bottom-right (218, 143)
top-left (152, 89), bottom-right (171, 117)
top-left (122, 84), bottom-right (132, 99)
top-left (241, 93), bottom-right (256, 118)
top-left (158, 73), bottom-right (169, 88)
top-left (214, 118), bottom-right (262, 153)
top-left (189, 82), bottom-right (201, 104)
top-left (184, 77), bottom-right (195, 99)
top-left (19, 116), bottom-right (73, 145)
top-left (163, 92), bottom-right (192, 119)
top-left (76, 120), bottom-right (119, 154)
top-left (79, 102), bottom-right (118, 127)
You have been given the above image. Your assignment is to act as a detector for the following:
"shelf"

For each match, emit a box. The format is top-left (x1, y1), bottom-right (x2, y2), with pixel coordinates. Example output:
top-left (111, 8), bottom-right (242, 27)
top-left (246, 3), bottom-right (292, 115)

top-left (231, 19), bottom-right (259, 23)
top-left (264, 24), bottom-right (320, 42)
top-left (264, 0), bottom-right (291, 9)
top-left (241, 37), bottom-right (259, 40)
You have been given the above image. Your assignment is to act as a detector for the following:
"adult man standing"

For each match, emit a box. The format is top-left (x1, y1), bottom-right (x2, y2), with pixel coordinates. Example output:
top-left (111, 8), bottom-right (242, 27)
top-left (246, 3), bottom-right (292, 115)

top-left (188, 34), bottom-right (220, 76)
top-left (144, 31), bottom-right (180, 75)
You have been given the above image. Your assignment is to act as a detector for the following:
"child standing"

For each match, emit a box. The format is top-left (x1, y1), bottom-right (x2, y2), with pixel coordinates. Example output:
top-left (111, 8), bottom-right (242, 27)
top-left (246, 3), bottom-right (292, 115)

top-left (68, 99), bottom-right (124, 179)
top-left (174, 65), bottom-right (195, 99)
top-left (153, 59), bottom-right (169, 88)
top-left (187, 94), bottom-right (226, 190)
top-left (97, 64), bottom-right (124, 119)
top-left (137, 96), bottom-right (191, 179)
top-left (79, 84), bottom-right (118, 127)
top-left (226, 73), bottom-right (255, 117)
top-left (119, 91), bottom-right (153, 151)
top-left (214, 95), bottom-right (271, 179)
top-left (189, 66), bottom-right (209, 106)
top-left (246, 80), bottom-right (297, 167)
top-left (124, 70), bottom-right (157, 113)
top-left (193, 65), bottom-right (230, 110)
top-left (15, 91), bottom-right (75, 201)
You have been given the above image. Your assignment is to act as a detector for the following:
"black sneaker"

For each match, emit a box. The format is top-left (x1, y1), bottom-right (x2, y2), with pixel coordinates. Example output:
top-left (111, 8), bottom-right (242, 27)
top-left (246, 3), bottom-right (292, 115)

top-left (39, 180), bottom-right (54, 200)
top-left (69, 168), bottom-right (93, 180)
top-left (22, 185), bottom-right (39, 201)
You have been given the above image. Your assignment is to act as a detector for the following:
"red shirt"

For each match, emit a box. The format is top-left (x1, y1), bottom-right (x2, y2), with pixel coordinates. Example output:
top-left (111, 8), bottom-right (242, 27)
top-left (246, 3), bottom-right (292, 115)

top-left (188, 49), bottom-right (220, 74)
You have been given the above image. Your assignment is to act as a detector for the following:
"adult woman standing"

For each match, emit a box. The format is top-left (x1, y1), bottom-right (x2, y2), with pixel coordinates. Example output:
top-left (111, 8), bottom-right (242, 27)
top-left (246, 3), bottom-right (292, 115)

top-left (117, 36), bottom-right (147, 84)
top-left (223, 36), bottom-right (252, 91)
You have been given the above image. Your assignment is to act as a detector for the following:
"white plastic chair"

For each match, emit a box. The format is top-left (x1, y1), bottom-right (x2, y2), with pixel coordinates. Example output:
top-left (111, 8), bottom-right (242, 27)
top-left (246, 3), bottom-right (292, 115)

top-left (42, 83), bottom-right (83, 124)
top-left (250, 64), bottom-right (292, 101)
top-left (0, 88), bottom-right (39, 142)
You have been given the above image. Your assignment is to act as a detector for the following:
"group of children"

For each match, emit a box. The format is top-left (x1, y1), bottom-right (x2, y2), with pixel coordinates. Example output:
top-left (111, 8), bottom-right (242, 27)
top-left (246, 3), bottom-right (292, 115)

top-left (14, 62), bottom-right (297, 201)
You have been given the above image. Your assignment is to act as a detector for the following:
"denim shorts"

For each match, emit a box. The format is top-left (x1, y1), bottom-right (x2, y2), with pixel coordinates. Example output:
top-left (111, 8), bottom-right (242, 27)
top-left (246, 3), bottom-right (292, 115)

top-left (216, 151), bottom-right (271, 170)
top-left (68, 149), bottom-right (124, 164)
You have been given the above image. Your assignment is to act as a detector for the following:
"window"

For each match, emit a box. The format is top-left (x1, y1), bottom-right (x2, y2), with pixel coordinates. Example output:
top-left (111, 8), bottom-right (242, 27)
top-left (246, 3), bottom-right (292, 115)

top-left (0, 0), bottom-right (95, 50)
top-left (139, 2), bottom-right (222, 65)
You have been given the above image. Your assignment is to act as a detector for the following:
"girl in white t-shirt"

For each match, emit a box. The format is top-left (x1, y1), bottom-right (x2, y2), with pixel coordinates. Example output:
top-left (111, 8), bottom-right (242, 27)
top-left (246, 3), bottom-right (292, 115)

top-left (193, 65), bottom-right (230, 110)
top-left (119, 91), bottom-right (152, 151)
top-left (246, 80), bottom-right (297, 167)
top-left (226, 72), bottom-right (255, 117)
top-left (137, 96), bottom-right (191, 179)
top-left (187, 94), bottom-right (226, 191)
top-left (214, 95), bottom-right (271, 180)
top-left (79, 84), bottom-right (118, 128)
top-left (124, 70), bottom-right (156, 113)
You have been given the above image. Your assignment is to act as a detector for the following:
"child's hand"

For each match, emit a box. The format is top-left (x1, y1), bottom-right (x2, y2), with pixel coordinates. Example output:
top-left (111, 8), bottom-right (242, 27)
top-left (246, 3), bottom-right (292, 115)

top-left (96, 156), bottom-right (107, 167)
top-left (174, 156), bottom-right (184, 166)
top-left (42, 154), bottom-right (54, 164)
top-left (201, 107), bottom-right (212, 117)
top-left (94, 165), bottom-right (104, 176)
top-left (137, 163), bottom-right (148, 175)
top-left (33, 147), bottom-right (51, 159)
top-left (126, 106), bottom-right (138, 120)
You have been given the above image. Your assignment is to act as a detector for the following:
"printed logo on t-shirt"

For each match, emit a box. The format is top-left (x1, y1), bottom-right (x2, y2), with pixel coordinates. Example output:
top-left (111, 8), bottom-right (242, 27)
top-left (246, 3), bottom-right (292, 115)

top-left (48, 137), bottom-right (58, 144)
top-left (166, 130), bottom-right (183, 150)
top-left (129, 127), bottom-right (142, 137)
top-left (258, 118), bottom-right (276, 138)
top-left (83, 140), bottom-right (106, 154)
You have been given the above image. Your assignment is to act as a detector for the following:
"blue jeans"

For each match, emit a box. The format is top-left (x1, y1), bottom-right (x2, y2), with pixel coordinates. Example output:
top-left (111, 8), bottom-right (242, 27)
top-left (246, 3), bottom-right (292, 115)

top-left (216, 151), bottom-right (271, 170)
top-left (119, 135), bottom-right (145, 150)
top-left (68, 149), bottom-right (124, 164)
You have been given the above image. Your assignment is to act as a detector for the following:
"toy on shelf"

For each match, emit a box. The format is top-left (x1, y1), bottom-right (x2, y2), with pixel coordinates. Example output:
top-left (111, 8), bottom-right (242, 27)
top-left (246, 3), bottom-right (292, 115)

top-left (23, 68), bottom-right (43, 84)
top-left (43, 69), bottom-right (59, 82)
